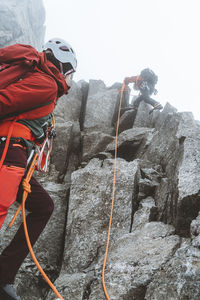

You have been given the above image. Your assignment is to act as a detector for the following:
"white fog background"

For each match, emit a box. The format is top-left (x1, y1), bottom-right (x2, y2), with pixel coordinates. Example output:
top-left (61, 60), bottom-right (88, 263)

top-left (43, 0), bottom-right (200, 120)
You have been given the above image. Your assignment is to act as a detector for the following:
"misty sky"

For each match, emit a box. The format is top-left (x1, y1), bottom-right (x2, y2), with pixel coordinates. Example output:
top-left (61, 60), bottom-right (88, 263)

top-left (43, 0), bottom-right (200, 120)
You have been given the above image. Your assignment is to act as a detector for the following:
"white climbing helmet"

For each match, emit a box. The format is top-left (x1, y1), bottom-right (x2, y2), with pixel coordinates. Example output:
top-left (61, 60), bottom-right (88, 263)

top-left (43, 37), bottom-right (77, 73)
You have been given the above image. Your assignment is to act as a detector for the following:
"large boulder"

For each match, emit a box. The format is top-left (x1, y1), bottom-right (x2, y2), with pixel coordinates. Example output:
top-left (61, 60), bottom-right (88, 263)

top-left (106, 127), bottom-right (156, 161)
top-left (52, 81), bottom-right (83, 182)
top-left (84, 80), bottom-right (121, 134)
top-left (145, 240), bottom-right (200, 300)
top-left (46, 157), bottom-right (139, 299)
top-left (51, 121), bottom-right (81, 183)
top-left (143, 111), bottom-right (200, 236)
top-left (132, 100), bottom-right (153, 128)
top-left (63, 157), bottom-right (139, 273)
top-left (54, 81), bottom-right (83, 124)
top-left (89, 223), bottom-right (179, 300)
top-left (82, 131), bottom-right (114, 162)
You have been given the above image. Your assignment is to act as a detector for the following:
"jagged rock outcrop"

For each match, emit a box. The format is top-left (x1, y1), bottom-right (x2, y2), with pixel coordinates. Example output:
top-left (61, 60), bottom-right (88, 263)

top-left (1, 76), bottom-right (200, 299)
top-left (84, 80), bottom-right (121, 134)
top-left (0, 0), bottom-right (45, 49)
top-left (51, 81), bottom-right (83, 183)
top-left (45, 82), bottom-right (200, 300)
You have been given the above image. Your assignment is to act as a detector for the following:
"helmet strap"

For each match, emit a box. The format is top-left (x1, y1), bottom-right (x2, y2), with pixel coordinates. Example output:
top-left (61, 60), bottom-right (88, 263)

top-left (59, 62), bottom-right (64, 76)
top-left (59, 62), bottom-right (74, 78)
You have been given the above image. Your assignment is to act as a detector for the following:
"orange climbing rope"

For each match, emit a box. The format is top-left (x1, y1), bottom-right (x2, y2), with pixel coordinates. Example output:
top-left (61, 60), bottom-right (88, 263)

top-left (9, 152), bottom-right (64, 300)
top-left (102, 82), bottom-right (126, 300)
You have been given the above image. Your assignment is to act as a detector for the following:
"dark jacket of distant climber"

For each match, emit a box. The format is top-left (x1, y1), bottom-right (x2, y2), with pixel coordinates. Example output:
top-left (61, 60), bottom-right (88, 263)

top-left (124, 68), bottom-right (163, 110)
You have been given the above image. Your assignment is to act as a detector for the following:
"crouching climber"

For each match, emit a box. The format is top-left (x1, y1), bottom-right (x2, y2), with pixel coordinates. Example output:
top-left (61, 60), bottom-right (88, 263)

top-left (0, 38), bottom-right (77, 299)
top-left (124, 68), bottom-right (163, 113)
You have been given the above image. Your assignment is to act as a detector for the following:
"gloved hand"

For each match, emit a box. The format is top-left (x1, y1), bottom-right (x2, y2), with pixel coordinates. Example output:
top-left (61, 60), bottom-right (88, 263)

top-left (124, 77), bottom-right (131, 85)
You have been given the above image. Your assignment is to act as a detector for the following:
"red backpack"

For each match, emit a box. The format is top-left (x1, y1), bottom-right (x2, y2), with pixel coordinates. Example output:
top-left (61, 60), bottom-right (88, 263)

top-left (0, 44), bottom-right (41, 89)
top-left (0, 43), bottom-right (68, 121)
top-left (0, 44), bottom-right (68, 168)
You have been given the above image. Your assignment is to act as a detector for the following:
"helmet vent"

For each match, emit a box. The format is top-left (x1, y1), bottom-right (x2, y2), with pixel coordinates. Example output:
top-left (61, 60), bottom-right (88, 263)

top-left (56, 41), bottom-right (61, 44)
top-left (59, 46), bottom-right (70, 52)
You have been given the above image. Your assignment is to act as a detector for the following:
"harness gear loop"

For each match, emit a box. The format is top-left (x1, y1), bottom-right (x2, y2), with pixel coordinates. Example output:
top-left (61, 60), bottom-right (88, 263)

top-left (102, 83), bottom-right (126, 300)
top-left (8, 152), bottom-right (38, 228)
top-left (9, 152), bottom-right (64, 299)
top-left (37, 114), bottom-right (55, 172)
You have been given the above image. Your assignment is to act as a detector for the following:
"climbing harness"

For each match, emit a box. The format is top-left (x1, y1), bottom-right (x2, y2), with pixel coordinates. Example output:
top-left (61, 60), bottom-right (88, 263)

top-left (37, 115), bottom-right (56, 172)
top-left (102, 83), bottom-right (126, 300)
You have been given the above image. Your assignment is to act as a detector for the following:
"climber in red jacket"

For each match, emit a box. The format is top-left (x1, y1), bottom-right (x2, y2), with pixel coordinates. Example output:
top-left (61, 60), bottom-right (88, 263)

top-left (0, 38), bottom-right (77, 300)
top-left (124, 68), bottom-right (163, 113)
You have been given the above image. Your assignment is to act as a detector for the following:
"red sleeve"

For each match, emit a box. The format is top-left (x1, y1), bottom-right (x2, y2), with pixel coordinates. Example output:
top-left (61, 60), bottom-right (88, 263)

top-left (0, 71), bottom-right (58, 118)
top-left (124, 75), bottom-right (143, 84)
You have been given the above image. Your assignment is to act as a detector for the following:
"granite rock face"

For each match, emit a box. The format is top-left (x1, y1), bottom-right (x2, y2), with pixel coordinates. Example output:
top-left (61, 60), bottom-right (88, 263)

top-left (143, 111), bottom-right (200, 236)
top-left (1, 75), bottom-right (200, 299)
top-left (45, 88), bottom-right (200, 300)
top-left (0, 0), bottom-right (45, 49)
top-left (84, 80), bottom-right (121, 134)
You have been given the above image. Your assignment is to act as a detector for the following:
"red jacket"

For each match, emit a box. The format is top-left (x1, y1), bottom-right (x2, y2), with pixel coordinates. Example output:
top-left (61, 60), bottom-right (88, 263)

top-left (0, 44), bottom-right (68, 120)
top-left (124, 75), bottom-right (143, 88)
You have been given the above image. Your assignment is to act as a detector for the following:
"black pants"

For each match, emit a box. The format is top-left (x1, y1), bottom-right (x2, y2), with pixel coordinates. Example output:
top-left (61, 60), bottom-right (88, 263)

top-left (132, 89), bottom-right (158, 109)
top-left (0, 144), bottom-right (54, 284)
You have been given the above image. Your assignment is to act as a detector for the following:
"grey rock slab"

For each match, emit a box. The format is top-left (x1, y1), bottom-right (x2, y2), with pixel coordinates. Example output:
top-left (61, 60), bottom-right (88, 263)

top-left (191, 213), bottom-right (200, 248)
top-left (82, 130), bottom-right (114, 162)
top-left (143, 111), bottom-right (200, 235)
top-left (131, 197), bottom-right (158, 231)
top-left (118, 109), bottom-right (137, 134)
top-left (133, 101), bottom-right (154, 128)
top-left (54, 81), bottom-right (83, 123)
top-left (45, 272), bottom-right (94, 300)
top-left (62, 158), bottom-right (139, 273)
top-left (154, 102), bottom-right (178, 130)
top-left (84, 80), bottom-right (120, 133)
top-left (51, 122), bottom-right (74, 173)
top-left (145, 240), bottom-right (200, 300)
top-left (106, 127), bottom-right (156, 161)
top-left (51, 121), bottom-right (81, 182)
top-left (89, 222), bottom-right (179, 300)
top-left (77, 80), bottom-right (89, 131)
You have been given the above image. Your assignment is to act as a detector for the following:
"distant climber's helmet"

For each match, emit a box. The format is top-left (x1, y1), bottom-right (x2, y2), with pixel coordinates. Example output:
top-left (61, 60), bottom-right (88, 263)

top-left (43, 38), bottom-right (77, 76)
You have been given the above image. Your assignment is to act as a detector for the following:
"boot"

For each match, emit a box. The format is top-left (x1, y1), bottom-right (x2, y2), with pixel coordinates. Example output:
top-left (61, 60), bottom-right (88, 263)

top-left (149, 103), bottom-right (163, 115)
top-left (154, 103), bottom-right (163, 110)
top-left (0, 284), bottom-right (21, 300)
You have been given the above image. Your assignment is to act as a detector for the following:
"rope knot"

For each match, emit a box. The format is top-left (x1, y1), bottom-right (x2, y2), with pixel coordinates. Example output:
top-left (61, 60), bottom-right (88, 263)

top-left (22, 179), bottom-right (31, 193)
